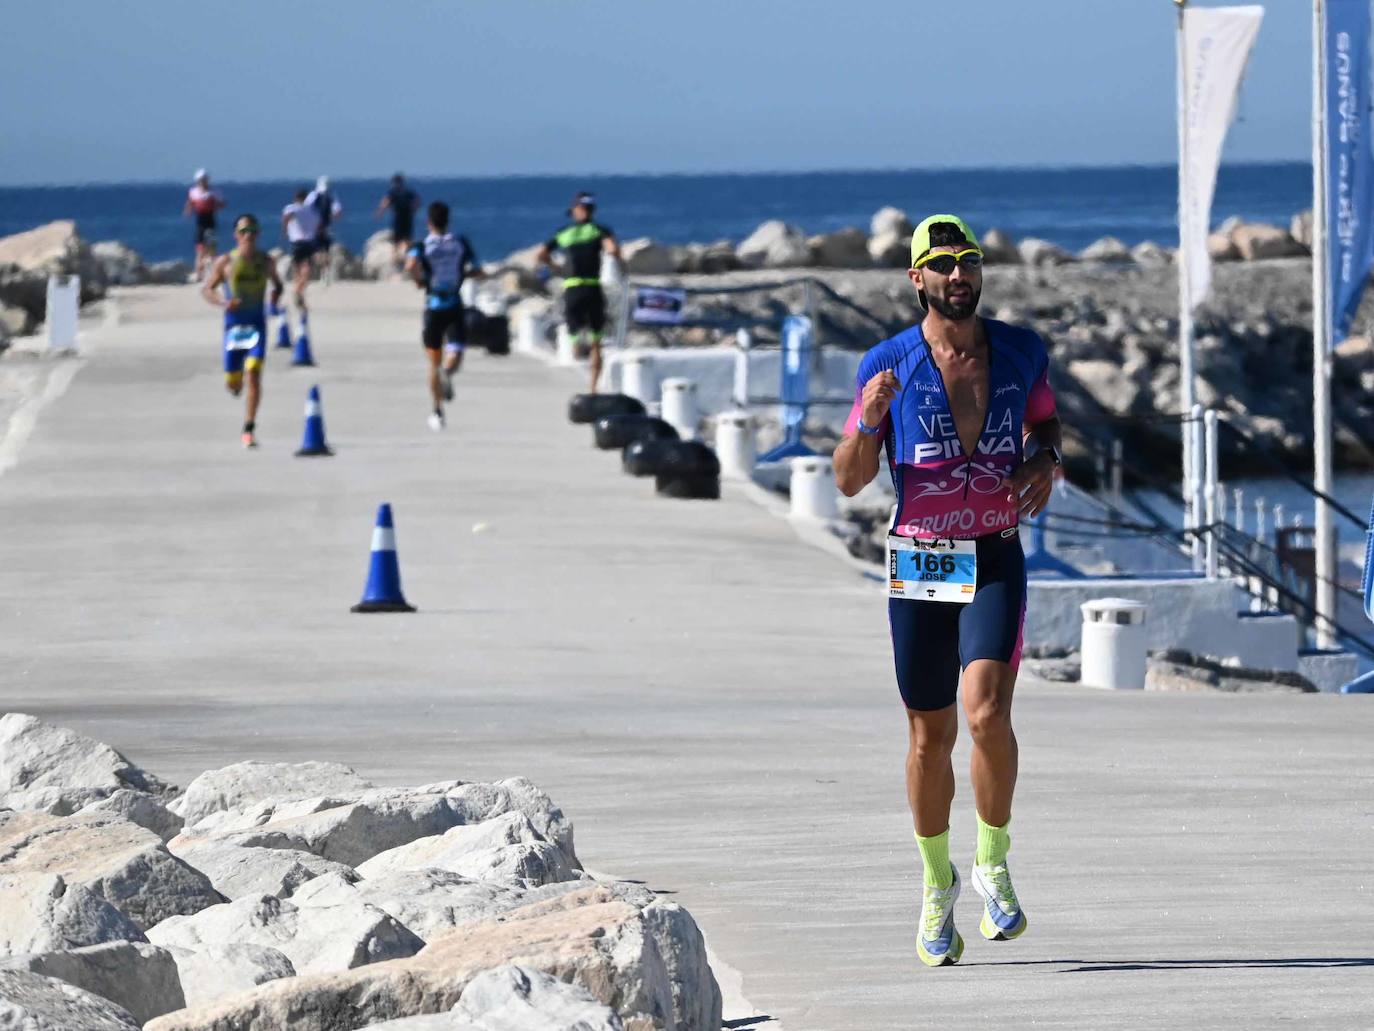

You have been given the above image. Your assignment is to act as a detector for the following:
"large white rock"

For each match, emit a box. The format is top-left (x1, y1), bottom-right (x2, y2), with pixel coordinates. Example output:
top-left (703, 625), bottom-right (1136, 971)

top-left (0, 222), bottom-right (107, 322)
top-left (0, 714), bottom-right (174, 816)
top-left (1232, 222), bottom-right (1305, 261)
top-left (1017, 238), bottom-right (1073, 266)
top-left (77, 789), bottom-right (183, 843)
top-left (1291, 209), bottom-right (1313, 250)
top-left (1131, 241), bottom-right (1173, 266)
top-left (168, 838), bottom-right (357, 900)
top-left (454, 964), bottom-right (625, 1030)
top-left (1068, 358), bottom-right (1143, 412)
top-left (356, 811), bottom-right (578, 887)
top-left (0, 874), bottom-right (146, 958)
top-left (0, 811), bottom-right (222, 930)
top-left (869, 206), bottom-right (913, 238)
top-left (146, 893), bottom-right (423, 976)
top-left (143, 886), bottom-right (721, 1031)
top-left (90, 241), bottom-right (146, 286)
top-left (867, 229), bottom-right (910, 268)
top-left (178, 779), bottom-right (575, 870)
top-left (163, 942), bottom-right (295, 1008)
top-left (979, 228), bottom-right (1020, 264)
top-left (0, 970), bottom-right (139, 1030)
top-left (296, 869), bottom-right (593, 944)
top-left (807, 227), bottom-right (870, 268)
top-left (1079, 236), bottom-right (1132, 263)
top-left (620, 239), bottom-right (676, 276)
top-left (363, 230), bottom-right (401, 280)
top-left (0, 813), bottom-right (222, 934)
top-left (735, 220), bottom-right (811, 269)
top-left (169, 760), bottom-right (374, 825)
top-left (0, 941), bottom-right (185, 1025)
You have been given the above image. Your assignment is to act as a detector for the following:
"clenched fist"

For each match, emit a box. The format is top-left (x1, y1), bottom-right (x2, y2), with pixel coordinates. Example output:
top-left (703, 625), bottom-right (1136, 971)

top-left (860, 370), bottom-right (900, 427)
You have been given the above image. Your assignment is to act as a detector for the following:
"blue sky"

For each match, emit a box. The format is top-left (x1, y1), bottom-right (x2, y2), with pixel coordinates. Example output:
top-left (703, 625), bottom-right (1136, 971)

top-left (3, 1), bottom-right (1309, 186)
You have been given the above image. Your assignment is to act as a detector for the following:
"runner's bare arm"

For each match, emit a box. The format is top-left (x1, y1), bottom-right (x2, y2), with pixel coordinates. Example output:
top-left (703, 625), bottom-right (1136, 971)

top-left (834, 370), bottom-right (899, 496)
top-left (201, 256), bottom-right (229, 307)
top-left (1006, 415), bottom-right (1062, 517)
top-left (402, 251), bottom-right (425, 289)
top-left (267, 258), bottom-right (285, 306)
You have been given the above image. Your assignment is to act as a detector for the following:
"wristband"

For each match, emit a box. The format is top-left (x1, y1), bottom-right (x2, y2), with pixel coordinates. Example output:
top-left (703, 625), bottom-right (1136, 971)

top-left (855, 418), bottom-right (882, 436)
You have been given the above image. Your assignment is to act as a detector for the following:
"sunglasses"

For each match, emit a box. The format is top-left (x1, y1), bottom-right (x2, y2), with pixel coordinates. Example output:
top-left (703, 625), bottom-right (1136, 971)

top-left (235, 226), bottom-right (259, 236)
top-left (915, 249), bottom-right (983, 275)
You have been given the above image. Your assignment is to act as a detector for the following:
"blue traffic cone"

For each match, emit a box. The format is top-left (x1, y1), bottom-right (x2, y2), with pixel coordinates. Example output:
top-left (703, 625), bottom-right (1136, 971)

top-left (294, 385), bottom-right (333, 457)
top-left (275, 319), bottom-right (291, 349)
top-left (291, 326), bottom-right (316, 367)
top-left (351, 503), bottom-right (416, 613)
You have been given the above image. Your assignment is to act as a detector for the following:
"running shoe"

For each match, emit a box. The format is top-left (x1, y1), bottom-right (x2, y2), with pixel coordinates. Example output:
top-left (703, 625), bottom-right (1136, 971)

top-left (427, 412), bottom-right (445, 432)
top-left (442, 370), bottom-right (455, 401)
top-left (240, 431), bottom-right (258, 449)
top-left (972, 860), bottom-right (1027, 941)
top-left (917, 864), bottom-right (964, 967)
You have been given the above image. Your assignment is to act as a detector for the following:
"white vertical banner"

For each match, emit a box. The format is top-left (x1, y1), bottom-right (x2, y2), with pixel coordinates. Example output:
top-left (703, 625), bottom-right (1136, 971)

top-left (1180, 5), bottom-right (1264, 309)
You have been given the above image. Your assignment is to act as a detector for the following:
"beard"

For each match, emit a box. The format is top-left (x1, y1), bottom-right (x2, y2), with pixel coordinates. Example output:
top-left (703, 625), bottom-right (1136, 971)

top-left (926, 286), bottom-right (981, 321)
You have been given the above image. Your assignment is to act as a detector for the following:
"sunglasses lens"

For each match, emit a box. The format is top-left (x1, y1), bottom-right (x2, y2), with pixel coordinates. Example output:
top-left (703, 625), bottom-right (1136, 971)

top-left (924, 256), bottom-right (956, 275)
top-left (962, 253), bottom-right (983, 269)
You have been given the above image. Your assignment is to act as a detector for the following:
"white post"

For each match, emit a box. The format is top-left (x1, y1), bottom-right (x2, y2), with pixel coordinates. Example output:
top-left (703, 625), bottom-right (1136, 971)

top-left (660, 377), bottom-right (700, 440)
top-left (715, 410), bottom-right (756, 480)
top-left (789, 456), bottom-right (839, 521)
top-left (621, 352), bottom-right (655, 404)
top-left (1233, 486), bottom-right (1244, 532)
top-left (1204, 409), bottom-right (1219, 579)
top-left (1189, 404), bottom-right (1205, 569)
top-left (1176, 2), bottom-right (1199, 560)
top-left (1080, 598), bottom-right (1150, 690)
top-left (733, 328), bottom-right (753, 407)
top-left (45, 274), bottom-right (81, 351)
top-left (556, 324), bottom-right (579, 366)
top-left (1312, 0), bottom-right (1337, 647)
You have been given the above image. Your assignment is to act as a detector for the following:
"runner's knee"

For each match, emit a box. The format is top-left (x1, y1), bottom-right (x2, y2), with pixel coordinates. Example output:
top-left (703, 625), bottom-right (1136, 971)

top-left (908, 707), bottom-right (958, 762)
top-left (964, 691), bottom-right (1013, 744)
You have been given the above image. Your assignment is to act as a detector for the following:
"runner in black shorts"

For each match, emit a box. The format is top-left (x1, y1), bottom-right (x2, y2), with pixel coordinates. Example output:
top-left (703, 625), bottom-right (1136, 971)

top-left (405, 201), bottom-right (483, 431)
top-left (536, 192), bottom-right (622, 393)
top-left (377, 173), bottom-right (420, 270)
top-left (833, 214), bottom-right (1063, 967)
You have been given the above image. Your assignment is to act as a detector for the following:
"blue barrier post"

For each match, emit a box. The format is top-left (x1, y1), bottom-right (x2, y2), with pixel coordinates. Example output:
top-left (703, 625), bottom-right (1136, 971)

top-left (759, 314), bottom-right (816, 462)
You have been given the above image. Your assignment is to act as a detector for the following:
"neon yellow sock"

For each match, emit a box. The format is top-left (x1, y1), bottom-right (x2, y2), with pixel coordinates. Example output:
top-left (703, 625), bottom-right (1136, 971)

top-left (915, 829), bottom-right (953, 889)
top-left (976, 815), bottom-right (1011, 867)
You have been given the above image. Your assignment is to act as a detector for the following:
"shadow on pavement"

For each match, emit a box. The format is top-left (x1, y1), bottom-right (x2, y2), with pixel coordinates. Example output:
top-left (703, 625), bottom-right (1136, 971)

top-left (723, 1018), bottom-right (775, 1029)
top-left (969, 957), bottom-right (1374, 972)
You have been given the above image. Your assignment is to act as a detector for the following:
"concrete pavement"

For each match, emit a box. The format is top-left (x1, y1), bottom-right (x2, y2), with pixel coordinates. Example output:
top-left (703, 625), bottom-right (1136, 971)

top-left (1, 282), bottom-right (1371, 1030)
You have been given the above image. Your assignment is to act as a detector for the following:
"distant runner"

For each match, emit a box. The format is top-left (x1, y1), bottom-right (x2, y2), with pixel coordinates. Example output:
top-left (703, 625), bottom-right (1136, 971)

top-left (833, 215), bottom-right (1062, 968)
top-left (184, 170), bottom-right (225, 282)
top-left (307, 176), bottom-right (342, 281)
top-left (536, 192), bottom-right (621, 393)
top-left (376, 173), bottom-right (420, 268)
top-left (281, 189), bottom-right (323, 314)
top-left (202, 214), bottom-right (284, 448)
top-left (404, 201), bottom-right (483, 431)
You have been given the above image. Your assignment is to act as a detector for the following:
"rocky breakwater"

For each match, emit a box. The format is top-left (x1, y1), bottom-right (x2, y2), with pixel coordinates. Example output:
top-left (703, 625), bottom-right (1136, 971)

top-left (0, 713), bottom-right (722, 1031)
top-left (498, 206), bottom-right (1369, 474)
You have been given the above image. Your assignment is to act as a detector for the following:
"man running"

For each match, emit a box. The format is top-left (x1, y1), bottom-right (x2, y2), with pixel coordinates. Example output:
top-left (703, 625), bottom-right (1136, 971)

top-left (376, 173), bottom-right (420, 268)
top-left (281, 189), bottom-right (323, 314)
top-left (202, 214), bottom-right (284, 448)
top-left (184, 170), bottom-right (225, 282)
top-left (833, 215), bottom-right (1062, 968)
top-left (307, 176), bottom-right (342, 280)
top-left (536, 192), bottom-right (621, 393)
top-left (404, 201), bottom-right (482, 431)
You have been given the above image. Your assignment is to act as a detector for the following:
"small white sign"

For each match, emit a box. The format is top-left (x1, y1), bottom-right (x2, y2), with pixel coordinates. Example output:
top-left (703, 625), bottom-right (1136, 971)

top-left (632, 287), bottom-right (686, 325)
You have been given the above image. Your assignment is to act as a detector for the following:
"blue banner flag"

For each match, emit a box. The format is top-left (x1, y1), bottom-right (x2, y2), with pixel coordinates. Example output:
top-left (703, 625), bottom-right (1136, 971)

top-left (1326, 0), bottom-right (1374, 344)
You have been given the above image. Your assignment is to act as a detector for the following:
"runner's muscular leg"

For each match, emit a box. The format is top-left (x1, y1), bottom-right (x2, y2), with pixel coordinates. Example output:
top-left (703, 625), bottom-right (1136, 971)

top-left (426, 347), bottom-right (443, 409)
top-left (961, 659), bottom-right (1018, 827)
top-left (588, 337), bottom-right (603, 394)
top-left (905, 703), bottom-right (959, 836)
top-left (244, 365), bottom-right (262, 425)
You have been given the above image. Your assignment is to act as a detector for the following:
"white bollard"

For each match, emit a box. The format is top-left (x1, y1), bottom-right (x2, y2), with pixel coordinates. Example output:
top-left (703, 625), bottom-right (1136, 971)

top-left (715, 409), bottom-right (756, 480)
top-left (789, 455), bottom-right (839, 521)
top-left (515, 311), bottom-right (548, 354)
top-left (555, 324), bottom-right (578, 366)
top-left (46, 274), bottom-right (80, 351)
top-left (621, 352), bottom-right (656, 405)
top-left (660, 377), bottom-right (700, 440)
top-left (1080, 598), bottom-right (1149, 690)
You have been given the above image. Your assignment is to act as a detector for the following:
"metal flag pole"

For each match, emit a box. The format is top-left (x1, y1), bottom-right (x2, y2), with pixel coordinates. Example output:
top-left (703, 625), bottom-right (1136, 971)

top-left (1175, 0), bottom-right (1202, 570)
top-left (1312, 0), bottom-right (1337, 647)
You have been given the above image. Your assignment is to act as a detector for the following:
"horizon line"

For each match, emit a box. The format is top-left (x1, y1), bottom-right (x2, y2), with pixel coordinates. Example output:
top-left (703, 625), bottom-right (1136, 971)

top-left (0, 158), bottom-right (1314, 192)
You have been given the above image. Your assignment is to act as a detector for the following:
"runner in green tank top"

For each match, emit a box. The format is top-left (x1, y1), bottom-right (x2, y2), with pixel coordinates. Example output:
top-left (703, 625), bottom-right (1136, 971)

top-left (536, 192), bottom-right (622, 393)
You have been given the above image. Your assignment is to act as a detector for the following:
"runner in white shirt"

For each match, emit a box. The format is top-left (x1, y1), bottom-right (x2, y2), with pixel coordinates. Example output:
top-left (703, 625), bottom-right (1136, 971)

top-left (281, 189), bottom-right (324, 313)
